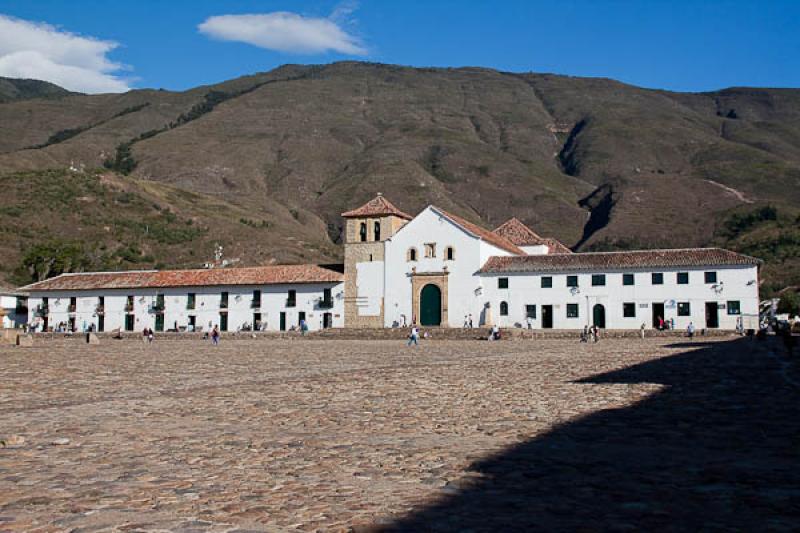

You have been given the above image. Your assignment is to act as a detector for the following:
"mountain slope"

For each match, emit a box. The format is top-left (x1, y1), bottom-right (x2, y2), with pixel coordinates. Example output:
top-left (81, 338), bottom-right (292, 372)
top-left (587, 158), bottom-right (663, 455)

top-left (0, 76), bottom-right (73, 103)
top-left (1, 62), bottom-right (799, 291)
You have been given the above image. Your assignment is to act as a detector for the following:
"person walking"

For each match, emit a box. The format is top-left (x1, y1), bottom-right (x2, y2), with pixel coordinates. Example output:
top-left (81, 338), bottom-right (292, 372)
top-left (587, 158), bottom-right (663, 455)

top-left (211, 325), bottom-right (220, 346)
top-left (591, 324), bottom-right (600, 343)
top-left (407, 326), bottom-right (419, 346)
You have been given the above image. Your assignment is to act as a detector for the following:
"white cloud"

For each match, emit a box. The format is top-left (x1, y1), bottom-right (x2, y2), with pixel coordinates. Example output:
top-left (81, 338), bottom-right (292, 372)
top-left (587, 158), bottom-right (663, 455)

top-left (198, 11), bottom-right (367, 55)
top-left (0, 14), bottom-right (130, 93)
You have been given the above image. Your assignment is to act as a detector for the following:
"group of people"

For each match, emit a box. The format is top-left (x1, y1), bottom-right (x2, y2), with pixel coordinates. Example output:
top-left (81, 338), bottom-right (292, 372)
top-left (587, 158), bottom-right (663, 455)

top-left (655, 316), bottom-right (675, 331)
top-left (406, 326), bottom-right (436, 345)
top-left (201, 326), bottom-right (221, 345)
top-left (407, 324), bottom-right (499, 346)
top-left (580, 324), bottom-right (601, 343)
top-left (462, 314), bottom-right (475, 328)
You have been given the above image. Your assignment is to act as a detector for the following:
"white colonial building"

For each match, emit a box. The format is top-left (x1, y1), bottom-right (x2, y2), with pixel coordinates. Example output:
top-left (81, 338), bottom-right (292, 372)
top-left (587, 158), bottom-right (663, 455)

top-left (1, 285), bottom-right (27, 329)
top-left (341, 195), bottom-right (760, 331)
top-left (21, 194), bottom-right (761, 332)
top-left (22, 265), bottom-right (343, 333)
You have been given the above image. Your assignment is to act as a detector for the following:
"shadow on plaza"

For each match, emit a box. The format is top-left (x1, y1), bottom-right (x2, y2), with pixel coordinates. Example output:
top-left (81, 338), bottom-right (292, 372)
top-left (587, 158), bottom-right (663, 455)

top-left (377, 338), bottom-right (799, 531)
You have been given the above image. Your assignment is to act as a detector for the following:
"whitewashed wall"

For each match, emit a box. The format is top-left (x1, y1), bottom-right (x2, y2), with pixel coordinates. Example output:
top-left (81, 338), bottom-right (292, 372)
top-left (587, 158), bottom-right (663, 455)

top-left (1, 294), bottom-right (26, 328)
top-left (481, 265), bottom-right (759, 330)
top-left (26, 282), bottom-right (344, 333)
top-left (383, 207), bottom-right (514, 327)
top-left (356, 262), bottom-right (384, 316)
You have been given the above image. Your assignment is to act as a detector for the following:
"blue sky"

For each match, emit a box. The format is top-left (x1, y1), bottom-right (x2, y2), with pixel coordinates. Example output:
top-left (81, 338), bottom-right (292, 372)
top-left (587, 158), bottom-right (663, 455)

top-left (0, 0), bottom-right (798, 93)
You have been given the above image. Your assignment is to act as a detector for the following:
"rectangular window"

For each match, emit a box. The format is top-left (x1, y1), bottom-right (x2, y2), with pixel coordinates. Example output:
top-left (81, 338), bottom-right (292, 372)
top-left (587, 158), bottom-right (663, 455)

top-left (705, 271), bottom-right (718, 284)
top-left (525, 305), bottom-right (537, 319)
top-left (678, 302), bottom-right (691, 316)
top-left (424, 243), bottom-right (436, 258)
top-left (677, 272), bottom-right (689, 284)
top-left (287, 289), bottom-right (297, 308)
top-left (220, 292), bottom-right (229, 309)
top-left (126, 295), bottom-right (134, 312)
top-left (541, 276), bottom-right (552, 288)
top-left (321, 288), bottom-right (333, 308)
top-left (652, 273), bottom-right (664, 285)
top-left (623, 273), bottom-right (635, 286)
top-left (566, 275), bottom-right (579, 288)
top-left (727, 301), bottom-right (741, 315)
top-left (591, 274), bottom-right (606, 286)
top-left (252, 289), bottom-right (261, 308)
top-left (566, 303), bottom-right (579, 318)
top-left (187, 293), bottom-right (196, 310)
top-left (498, 277), bottom-right (509, 289)
top-left (623, 302), bottom-right (636, 317)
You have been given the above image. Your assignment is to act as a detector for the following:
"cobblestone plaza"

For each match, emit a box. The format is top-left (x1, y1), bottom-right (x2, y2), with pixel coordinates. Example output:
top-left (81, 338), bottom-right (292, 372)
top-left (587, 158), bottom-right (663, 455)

top-left (1, 337), bottom-right (797, 531)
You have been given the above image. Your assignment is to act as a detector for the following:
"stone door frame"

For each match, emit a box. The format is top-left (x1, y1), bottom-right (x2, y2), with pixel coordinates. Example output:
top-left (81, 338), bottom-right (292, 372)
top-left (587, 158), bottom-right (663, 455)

top-left (411, 271), bottom-right (449, 327)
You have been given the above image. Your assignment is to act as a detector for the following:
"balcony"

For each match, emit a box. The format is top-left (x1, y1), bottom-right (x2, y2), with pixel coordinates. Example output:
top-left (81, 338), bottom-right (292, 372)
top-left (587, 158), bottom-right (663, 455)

top-left (68, 304), bottom-right (77, 313)
top-left (35, 305), bottom-right (49, 317)
top-left (318, 298), bottom-right (334, 309)
top-left (285, 298), bottom-right (296, 308)
top-left (124, 303), bottom-right (134, 313)
top-left (95, 305), bottom-right (105, 314)
top-left (150, 303), bottom-right (165, 314)
top-left (220, 300), bottom-right (229, 309)
top-left (251, 299), bottom-right (262, 309)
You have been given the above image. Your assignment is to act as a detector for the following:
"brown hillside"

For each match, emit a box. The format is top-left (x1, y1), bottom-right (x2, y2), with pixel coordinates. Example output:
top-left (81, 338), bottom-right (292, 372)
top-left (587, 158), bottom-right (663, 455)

top-left (1, 62), bottom-right (799, 290)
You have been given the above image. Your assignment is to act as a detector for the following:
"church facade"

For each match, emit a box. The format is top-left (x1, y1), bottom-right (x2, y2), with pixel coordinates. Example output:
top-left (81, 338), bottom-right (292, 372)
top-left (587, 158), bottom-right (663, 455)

top-left (22, 195), bottom-right (761, 332)
top-left (341, 195), bottom-right (760, 331)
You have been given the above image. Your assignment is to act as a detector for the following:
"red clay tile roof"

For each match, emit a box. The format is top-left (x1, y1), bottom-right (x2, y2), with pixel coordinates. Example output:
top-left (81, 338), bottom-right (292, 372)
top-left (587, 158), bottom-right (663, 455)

top-left (21, 265), bottom-right (344, 292)
top-left (493, 218), bottom-right (573, 254)
top-left (541, 238), bottom-right (573, 254)
top-left (433, 208), bottom-right (525, 256)
top-left (479, 248), bottom-right (761, 273)
top-left (341, 195), bottom-right (413, 220)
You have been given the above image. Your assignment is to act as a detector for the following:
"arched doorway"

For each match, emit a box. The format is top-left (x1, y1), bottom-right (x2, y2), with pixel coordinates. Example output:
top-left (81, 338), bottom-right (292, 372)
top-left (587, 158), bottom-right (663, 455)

top-left (592, 304), bottom-right (606, 328)
top-left (420, 284), bottom-right (442, 326)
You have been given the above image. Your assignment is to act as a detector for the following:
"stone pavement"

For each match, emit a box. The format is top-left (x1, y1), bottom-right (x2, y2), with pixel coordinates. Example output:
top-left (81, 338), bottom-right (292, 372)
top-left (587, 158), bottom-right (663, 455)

top-left (0, 337), bottom-right (796, 531)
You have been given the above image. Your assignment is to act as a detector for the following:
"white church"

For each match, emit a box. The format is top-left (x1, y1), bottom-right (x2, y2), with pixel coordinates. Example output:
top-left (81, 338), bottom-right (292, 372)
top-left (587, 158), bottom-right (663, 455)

top-left (22, 195), bottom-right (761, 333)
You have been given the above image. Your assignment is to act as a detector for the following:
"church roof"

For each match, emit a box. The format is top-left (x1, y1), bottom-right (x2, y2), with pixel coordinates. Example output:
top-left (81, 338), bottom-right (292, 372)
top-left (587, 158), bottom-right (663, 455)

top-left (20, 264), bottom-right (344, 292)
top-left (479, 248), bottom-right (761, 274)
top-left (434, 208), bottom-right (525, 256)
top-left (341, 194), bottom-right (413, 220)
top-left (493, 218), bottom-right (573, 254)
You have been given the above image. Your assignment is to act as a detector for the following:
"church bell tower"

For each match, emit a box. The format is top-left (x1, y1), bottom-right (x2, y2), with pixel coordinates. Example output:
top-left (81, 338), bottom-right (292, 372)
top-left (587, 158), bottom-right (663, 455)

top-left (341, 194), bottom-right (412, 328)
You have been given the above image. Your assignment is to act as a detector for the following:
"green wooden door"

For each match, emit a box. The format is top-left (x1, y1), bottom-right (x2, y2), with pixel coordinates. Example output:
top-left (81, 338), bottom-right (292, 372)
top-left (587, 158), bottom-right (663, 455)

top-left (155, 314), bottom-right (164, 332)
top-left (592, 304), bottom-right (606, 328)
top-left (280, 312), bottom-right (286, 331)
top-left (420, 284), bottom-right (442, 326)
